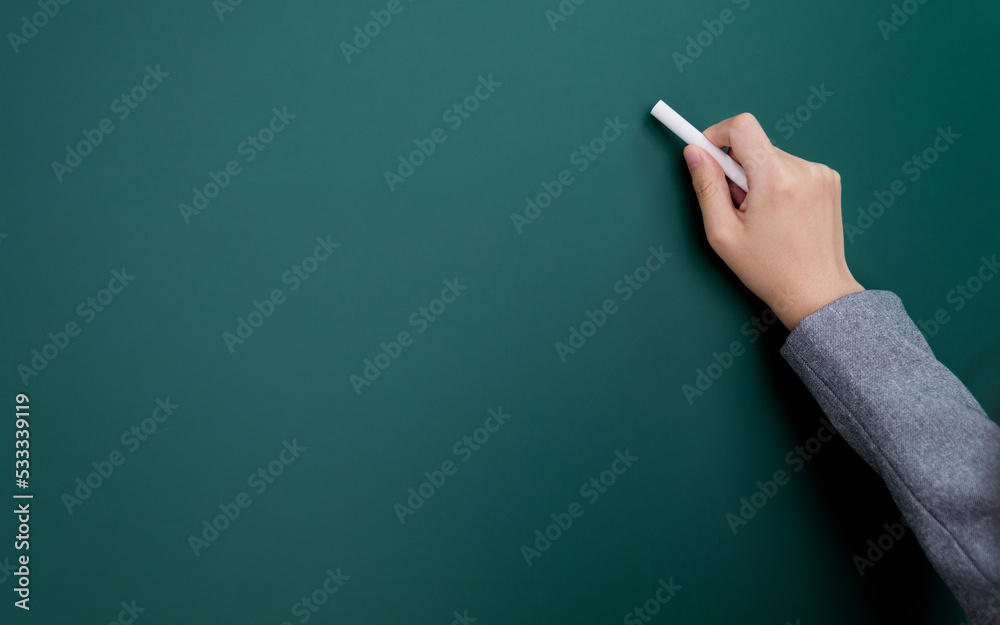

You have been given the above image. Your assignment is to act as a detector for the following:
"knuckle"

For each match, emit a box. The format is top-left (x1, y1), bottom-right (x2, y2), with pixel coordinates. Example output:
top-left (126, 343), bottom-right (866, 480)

top-left (770, 164), bottom-right (796, 193)
top-left (805, 164), bottom-right (824, 185)
top-left (734, 112), bottom-right (759, 133)
top-left (811, 163), bottom-right (839, 189)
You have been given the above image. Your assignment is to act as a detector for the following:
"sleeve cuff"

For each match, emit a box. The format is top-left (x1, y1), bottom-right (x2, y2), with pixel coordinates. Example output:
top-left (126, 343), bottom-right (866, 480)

top-left (780, 290), bottom-right (932, 366)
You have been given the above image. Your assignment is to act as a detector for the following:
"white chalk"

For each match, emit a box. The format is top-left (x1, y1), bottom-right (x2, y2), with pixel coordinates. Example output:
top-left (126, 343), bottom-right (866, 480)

top-left (651, 100), bottom-right (748, 193)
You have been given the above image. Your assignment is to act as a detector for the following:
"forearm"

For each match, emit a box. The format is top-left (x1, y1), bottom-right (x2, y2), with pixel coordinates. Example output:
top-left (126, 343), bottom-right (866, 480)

top-left (779, 290), bottom-right (1000, 624)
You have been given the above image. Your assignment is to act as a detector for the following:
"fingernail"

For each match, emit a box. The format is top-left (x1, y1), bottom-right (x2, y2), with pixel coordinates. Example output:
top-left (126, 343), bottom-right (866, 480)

top-left (684, 148), bottom-right (701, 168)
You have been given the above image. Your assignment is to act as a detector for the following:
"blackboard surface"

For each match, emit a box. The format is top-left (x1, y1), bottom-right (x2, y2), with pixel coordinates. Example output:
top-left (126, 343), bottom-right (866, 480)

top-left (2, 0), bottom-right (998, 623)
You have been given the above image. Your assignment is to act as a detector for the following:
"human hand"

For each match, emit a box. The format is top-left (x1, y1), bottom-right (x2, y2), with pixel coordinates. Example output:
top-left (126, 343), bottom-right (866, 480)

top-left (683, 113), bottom-right (865, 331)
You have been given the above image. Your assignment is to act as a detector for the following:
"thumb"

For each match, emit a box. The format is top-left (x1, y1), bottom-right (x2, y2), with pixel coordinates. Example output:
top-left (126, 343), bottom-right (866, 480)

top-left (684, 145), bottom-right (739, 249)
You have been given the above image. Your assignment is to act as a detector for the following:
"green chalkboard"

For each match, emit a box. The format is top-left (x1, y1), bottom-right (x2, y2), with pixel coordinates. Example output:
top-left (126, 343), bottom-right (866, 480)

top-left (2, 0), bottom-right (997, 623)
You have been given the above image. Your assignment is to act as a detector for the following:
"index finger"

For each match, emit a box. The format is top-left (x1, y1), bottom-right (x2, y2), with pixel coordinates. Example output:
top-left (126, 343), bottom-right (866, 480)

top-left (703, 113), bottom-right (774, 175)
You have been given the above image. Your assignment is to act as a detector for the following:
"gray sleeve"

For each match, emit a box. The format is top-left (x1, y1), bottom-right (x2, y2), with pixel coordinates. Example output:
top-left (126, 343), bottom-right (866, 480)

top-left (779, 289), bottom-right (1000, 624)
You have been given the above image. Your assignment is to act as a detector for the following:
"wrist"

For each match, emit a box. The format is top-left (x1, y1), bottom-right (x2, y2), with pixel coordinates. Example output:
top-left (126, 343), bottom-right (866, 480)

top-left (774, 278), bottom-right (865, 331)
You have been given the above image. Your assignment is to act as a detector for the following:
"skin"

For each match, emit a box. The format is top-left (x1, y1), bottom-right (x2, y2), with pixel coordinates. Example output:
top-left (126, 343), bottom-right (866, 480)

top-left (682, 113), bottom-right (865, 331)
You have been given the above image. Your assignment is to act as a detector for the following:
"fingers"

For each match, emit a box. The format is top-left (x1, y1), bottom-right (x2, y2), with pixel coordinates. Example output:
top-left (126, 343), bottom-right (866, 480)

top-left (684, 145), bottom-right (740, 251)
top-left (727, 179), bottom-right (747, 207)
top-left (703, 113), bottom-right (773, 175)
top-left (723, 147), bottom-right (748, 206)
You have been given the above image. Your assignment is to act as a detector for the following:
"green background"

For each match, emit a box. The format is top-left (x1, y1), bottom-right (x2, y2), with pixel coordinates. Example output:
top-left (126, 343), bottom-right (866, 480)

top-left (2, 0), bottom-right (998, 623)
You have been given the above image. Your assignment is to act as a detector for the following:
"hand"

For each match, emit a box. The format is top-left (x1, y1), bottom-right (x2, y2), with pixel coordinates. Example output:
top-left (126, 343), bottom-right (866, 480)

top-left (683, 113), bottom-right (865, 330)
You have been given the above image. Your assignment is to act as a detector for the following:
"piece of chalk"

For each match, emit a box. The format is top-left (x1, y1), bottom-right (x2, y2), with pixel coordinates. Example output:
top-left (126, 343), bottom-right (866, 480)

top-left (651, 100), bottom-right (749, 193)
